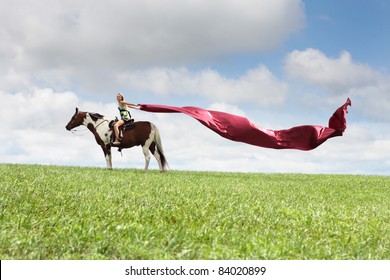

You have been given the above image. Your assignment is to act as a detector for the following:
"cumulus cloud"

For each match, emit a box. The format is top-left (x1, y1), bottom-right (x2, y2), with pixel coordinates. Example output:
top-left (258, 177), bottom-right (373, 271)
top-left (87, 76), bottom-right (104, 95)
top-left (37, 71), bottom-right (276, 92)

top-left (119, 65), bottom-right (288, 106)
top-left (2, 0), bottom-right (305, 63)
top-left (207, 103), bottom-right (247, 117)
top-left (0, 88), bottom-right (389, 174)
top-left (1, 0), bottom-right (389, 175)
top-left (0, 0), bottom-right (304, 94)
top-left (284, 48), bottom-right (390, 121)
top-left (284, 49), bottom-right (383, 92)
top-left (0, 89), bottom-right (118, 166)
top-left (0, 89), bottom-right (78, 130)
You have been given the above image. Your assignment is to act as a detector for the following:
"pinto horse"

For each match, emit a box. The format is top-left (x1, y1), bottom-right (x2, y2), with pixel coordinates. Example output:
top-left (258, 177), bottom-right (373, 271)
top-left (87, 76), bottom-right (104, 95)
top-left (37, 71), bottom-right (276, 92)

top-left (65, 108), bottom-right (168, 171)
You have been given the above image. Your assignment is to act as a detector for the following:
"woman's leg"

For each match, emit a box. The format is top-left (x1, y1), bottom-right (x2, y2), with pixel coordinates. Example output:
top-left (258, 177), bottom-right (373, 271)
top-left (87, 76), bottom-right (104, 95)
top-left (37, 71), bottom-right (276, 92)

top-left (114, 119), bottom-right (124, 142)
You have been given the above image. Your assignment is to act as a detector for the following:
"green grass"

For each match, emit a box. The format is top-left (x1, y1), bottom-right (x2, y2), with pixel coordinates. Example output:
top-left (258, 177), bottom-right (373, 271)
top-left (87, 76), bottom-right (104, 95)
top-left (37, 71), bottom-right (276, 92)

top-left (0, 164), bottom-right (389, 259)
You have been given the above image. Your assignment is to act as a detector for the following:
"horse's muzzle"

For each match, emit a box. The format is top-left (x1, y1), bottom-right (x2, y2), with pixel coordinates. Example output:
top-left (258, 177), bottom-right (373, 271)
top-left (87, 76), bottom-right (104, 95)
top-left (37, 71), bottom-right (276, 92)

top-left (65, 125), bottom-right (71, 131)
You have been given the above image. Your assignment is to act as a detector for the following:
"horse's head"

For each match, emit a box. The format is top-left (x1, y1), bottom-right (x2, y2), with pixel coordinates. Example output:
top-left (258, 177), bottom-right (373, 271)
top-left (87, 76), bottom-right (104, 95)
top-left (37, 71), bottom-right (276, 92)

top-left (65, 107), bottom-right (87, 130)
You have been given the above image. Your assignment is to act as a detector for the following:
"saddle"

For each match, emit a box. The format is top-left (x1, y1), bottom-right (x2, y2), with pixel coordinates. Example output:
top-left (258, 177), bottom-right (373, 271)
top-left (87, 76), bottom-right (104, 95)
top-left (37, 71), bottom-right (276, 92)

top-left (109, 118), bottom-right (135, 142)
top-left (109, 118), bottom-right (135, 130)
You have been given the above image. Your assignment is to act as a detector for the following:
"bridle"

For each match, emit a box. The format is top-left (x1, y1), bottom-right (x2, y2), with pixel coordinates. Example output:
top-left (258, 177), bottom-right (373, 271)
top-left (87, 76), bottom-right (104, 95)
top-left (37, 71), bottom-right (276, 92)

top-left (94, 119), bottom-right (109, 129)
top-left (68, 113), bottom-right (86, 135)
top-left (69, 112), bottom-right (110, 136)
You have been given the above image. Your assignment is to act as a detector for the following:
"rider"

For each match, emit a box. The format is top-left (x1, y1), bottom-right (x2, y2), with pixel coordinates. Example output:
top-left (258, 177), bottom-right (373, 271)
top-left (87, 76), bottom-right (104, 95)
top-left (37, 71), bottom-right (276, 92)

top-left (113, 93), bottom-right (138, 145)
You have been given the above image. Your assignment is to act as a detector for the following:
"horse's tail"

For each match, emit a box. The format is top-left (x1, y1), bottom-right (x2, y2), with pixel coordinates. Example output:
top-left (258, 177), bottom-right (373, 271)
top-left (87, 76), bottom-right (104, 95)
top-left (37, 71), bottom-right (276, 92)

top-left (152, 124), bottom-right (168, 171)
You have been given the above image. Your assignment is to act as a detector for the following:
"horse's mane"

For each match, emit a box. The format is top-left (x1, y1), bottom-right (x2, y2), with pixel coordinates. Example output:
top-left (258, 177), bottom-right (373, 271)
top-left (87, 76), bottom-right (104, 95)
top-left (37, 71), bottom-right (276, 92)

top-left (89, 112), bottom-right (105, 122)
top-left (90, 112), bottom-right (104, 118)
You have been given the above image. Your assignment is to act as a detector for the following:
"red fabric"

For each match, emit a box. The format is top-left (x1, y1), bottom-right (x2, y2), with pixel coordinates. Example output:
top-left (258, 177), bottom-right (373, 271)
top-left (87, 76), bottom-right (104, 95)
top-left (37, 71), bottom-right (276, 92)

top-left (139, 98), bottom-right (351, 151)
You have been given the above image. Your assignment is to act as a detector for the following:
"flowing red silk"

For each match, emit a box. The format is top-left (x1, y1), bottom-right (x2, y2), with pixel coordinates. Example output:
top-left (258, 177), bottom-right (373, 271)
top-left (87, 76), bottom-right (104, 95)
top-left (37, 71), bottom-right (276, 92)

top-left (139, 98), bottom-right (351, 151)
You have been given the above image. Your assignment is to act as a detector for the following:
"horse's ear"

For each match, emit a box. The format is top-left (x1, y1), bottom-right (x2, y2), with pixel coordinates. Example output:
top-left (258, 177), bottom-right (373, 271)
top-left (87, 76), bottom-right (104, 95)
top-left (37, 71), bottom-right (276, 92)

top-left (75, 107), bottom-right (79, 114)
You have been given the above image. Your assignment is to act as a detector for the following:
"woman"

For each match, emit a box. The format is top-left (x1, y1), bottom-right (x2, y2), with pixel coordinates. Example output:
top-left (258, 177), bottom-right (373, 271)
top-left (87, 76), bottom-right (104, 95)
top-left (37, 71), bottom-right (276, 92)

top-left (113, 93), bottom-right (138, 145)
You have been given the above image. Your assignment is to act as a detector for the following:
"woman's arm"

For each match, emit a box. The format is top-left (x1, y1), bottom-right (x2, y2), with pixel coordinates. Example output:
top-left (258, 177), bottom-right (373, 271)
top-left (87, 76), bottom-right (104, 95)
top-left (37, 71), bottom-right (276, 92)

top-left (120, 100), bottom-right (139, 109)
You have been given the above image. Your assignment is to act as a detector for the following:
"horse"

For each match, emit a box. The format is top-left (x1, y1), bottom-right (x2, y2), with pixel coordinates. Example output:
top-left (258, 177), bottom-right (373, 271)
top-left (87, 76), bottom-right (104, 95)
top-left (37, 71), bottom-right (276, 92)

top-left (65, 107), bottom-right (168, 171)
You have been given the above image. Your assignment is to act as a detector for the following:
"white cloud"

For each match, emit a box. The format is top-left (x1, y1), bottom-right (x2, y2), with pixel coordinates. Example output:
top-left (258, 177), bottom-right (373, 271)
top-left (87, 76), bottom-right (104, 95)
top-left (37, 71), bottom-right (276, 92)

top-left (0, 0), bottom-right (304, 94)
top-left (284, 48), bottom-right (390, 121)
top-left (119, 65), bottom-right (288, 106)
top-left (1, 1), bottom-right (388, 175)
top-left (0, 88), bottom-right (78, 130)
top-left (284, 49), bottom-right (383, 92)
top-left (1, 88), bottom-right (388, 175)
top-left (0, 89), bottom-right (119, 167)
top-left (207, 103), bottom-right (247, 117)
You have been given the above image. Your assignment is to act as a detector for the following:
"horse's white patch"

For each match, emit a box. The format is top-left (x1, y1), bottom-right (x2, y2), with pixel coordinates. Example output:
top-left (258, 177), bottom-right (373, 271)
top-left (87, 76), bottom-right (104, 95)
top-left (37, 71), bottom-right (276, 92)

top-left (142, 124), bottom-right (156, 171)
top-left (105, 154), bottom-right (112, 169)
top-left (84, 114), bottom-right (112, 144)
top-left (95, 120), bottom-right (112, 144)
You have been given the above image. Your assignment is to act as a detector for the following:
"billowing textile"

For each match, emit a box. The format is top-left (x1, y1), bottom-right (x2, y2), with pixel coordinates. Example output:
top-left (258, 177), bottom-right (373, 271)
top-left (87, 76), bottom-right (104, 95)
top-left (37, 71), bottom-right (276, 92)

top-left (139, 98), bottom-right (351, 151)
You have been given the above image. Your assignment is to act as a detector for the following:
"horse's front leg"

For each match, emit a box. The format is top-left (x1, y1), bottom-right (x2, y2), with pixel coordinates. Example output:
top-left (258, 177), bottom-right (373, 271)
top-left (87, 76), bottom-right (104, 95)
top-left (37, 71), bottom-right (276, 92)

top-left (102, 144), bottom-right (112, 169)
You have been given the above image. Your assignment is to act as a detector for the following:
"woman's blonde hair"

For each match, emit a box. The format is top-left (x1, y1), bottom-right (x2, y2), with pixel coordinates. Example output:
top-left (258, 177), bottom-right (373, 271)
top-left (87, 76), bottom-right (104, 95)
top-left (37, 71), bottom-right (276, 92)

top-left (117, 93), bottom-right (124, 101)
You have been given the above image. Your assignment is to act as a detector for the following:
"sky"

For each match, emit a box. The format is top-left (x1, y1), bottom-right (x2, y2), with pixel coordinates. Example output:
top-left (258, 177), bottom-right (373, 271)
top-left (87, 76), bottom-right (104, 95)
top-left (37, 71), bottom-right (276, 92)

top-left (1, 0), bottom-right (389, 175)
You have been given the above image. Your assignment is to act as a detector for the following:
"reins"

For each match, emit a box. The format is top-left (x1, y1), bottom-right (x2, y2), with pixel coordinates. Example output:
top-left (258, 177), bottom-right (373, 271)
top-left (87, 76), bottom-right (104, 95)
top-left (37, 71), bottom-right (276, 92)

top-left (70, 118), bottom-right (110, 136)
top-left (95, 119), bottom-right (109, 129)
top-left (70, 127), bottom-right (88, 136)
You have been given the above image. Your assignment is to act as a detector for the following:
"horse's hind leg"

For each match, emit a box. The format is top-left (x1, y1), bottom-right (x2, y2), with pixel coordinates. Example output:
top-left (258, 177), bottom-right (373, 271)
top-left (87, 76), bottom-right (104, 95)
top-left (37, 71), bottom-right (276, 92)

top-left (142, 145), bottom-right (151, 171)
top-left (149, 142), bottom-right (163, 171)
top-left (142, 124), bottom-right (156, 171)
top-left (153, 150), bottom-right (163, 171)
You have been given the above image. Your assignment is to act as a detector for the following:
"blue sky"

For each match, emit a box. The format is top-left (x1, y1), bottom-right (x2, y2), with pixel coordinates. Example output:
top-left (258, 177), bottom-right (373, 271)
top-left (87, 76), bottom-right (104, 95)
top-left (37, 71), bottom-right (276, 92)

top-left (1, 0), bottom-right (389, 174)
top-left (302, 1), bottom-right (390, 67)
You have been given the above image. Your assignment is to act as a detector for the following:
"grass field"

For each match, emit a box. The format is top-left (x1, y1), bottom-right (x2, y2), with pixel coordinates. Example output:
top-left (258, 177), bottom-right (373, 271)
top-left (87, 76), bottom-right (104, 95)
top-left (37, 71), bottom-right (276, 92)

top-left (0, 164), bottom-right (389, 260)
